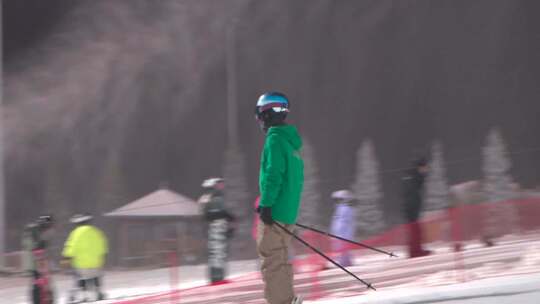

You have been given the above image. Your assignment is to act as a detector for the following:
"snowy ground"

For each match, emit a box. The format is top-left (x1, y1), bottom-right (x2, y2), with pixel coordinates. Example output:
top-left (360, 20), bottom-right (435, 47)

top-left (0, 260), bottom-right (259, 304)
top-left (314, 273), bottom-right (540, 304)
top-left (2, 233), bottom-right (539, 303)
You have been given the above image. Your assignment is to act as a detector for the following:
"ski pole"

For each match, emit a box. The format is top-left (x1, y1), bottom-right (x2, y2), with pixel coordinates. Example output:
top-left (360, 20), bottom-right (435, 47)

top-left (273, 222), bottom-right (376, 291)
top-left (295, 222), bottom-right (398, 258)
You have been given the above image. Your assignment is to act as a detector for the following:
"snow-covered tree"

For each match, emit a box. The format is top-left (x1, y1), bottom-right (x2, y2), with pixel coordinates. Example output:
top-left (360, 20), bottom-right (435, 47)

top-left (298, 140), bottom-right (323, 227)
top-left (482, 128), bottom-right (519, 236)
top-left (222, 144), bottom-right (250, 249)
top-left (425, 141), bottom-right (449, 211)
top-left (352, 139), bottom-right (385, 236)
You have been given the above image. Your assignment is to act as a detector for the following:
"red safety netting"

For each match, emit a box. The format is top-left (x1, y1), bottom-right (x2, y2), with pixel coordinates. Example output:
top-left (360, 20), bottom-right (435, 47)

top-left (110, 197), bottom-right (540, 303)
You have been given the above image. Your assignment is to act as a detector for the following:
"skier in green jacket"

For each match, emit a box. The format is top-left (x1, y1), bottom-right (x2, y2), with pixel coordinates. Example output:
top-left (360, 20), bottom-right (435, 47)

top-left (255, 92), bottom-right (304, 304)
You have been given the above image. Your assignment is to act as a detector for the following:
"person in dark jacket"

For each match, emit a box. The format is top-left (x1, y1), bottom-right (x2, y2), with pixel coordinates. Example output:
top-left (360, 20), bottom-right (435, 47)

top-left (402, 157), bottom-right (431, 258)
top-left (198, 177), bottom-right (236, 284)
top-left (22, 215), bottom-right (55, 304)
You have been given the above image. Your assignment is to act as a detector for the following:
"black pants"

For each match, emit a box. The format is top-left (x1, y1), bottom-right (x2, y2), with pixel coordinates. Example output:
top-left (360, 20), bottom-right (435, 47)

top-left (407, 221), bottom-right (426, 257)
top-left (31, 271), bottom-right (53, 304)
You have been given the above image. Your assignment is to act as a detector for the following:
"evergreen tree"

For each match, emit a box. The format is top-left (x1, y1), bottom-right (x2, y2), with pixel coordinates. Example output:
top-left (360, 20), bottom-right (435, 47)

top-left (482, 128), bottom-right (519, 236)
top-left (298, 140), bottom-right (322, 227)
top-left (425, 141), bottom-right (449, 211)
top-left (352, 139), bottom-right (385, 236)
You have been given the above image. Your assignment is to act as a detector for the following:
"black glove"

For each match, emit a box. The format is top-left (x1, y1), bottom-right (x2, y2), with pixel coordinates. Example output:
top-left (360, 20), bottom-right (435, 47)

top-left (258, 206), bottom-right (274, 225)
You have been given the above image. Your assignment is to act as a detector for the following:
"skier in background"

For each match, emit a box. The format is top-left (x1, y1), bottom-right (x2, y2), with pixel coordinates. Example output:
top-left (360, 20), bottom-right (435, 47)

top-left (62, 214), bottom-right (108, 303)
top-left (199, 177), bottom-right (236, 284)
top-left (255, 92), bottom-right (304, 304)
top-left (402, 156), bottom-right (431, 258)
top-left (329, 190), bottom-right (357, 267)
top-left (22, 215), bottom-right (55, 304)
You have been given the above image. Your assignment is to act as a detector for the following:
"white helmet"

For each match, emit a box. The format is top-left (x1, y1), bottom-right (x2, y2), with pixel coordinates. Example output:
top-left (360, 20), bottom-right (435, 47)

top-left (70, 213), bottom-right (93, 224)
top-left (331, 190), bottom-right (355, 201)
top-left (201, 177), bottom-right (224, 189)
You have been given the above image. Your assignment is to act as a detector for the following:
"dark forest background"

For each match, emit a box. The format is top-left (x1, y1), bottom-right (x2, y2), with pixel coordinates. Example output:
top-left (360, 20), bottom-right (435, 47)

top-left (3, 0), bottom-right (540, 252)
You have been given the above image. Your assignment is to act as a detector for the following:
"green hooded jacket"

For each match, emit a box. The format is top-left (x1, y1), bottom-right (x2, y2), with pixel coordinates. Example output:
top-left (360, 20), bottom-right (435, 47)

top-left (259, 125), bottom-right (304, 224)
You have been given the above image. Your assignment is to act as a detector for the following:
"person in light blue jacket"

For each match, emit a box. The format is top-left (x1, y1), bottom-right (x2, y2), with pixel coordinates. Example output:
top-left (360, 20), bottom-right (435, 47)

top-left (329, 190), bottom-right (357, 267)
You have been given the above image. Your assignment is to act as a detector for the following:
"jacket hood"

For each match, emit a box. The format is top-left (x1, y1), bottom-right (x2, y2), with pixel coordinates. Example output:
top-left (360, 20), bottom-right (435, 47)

top-left (267, 125), bottom-right (302, 150)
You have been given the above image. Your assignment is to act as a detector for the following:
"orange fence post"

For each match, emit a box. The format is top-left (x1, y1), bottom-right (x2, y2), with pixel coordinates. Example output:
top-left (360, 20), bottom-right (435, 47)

top-left (448, 205), bottom-right (466, 282)
top-left (169, 251), bottom-right (179, 304)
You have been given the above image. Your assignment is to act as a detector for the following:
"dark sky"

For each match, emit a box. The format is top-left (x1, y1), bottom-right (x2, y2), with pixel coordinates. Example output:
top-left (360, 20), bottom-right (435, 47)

top-left (3, 0), bottom-right (540, 249)
top-left (3, 0), bottom-right (77, 64)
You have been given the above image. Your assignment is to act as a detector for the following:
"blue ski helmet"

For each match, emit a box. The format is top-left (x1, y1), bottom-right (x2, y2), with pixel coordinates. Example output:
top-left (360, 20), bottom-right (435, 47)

top-left (255, 92), bottom-right (290, 118)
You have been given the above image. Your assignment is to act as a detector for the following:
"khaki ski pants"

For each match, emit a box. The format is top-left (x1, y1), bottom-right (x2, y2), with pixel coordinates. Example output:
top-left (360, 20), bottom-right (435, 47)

top-left (257, 221), bottom-right (295, 304)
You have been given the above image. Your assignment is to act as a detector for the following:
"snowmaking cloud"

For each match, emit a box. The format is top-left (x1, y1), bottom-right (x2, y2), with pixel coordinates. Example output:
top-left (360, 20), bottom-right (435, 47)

top-left (3, 0), bottom-right (245, 162)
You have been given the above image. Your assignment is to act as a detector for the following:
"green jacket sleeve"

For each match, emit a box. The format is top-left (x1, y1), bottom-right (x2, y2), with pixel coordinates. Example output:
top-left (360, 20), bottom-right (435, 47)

top-left (260, 135), bottom-right (286, 207)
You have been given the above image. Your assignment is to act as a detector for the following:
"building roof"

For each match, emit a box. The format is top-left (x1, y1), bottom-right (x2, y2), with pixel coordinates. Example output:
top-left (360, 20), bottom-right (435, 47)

top-left (105, 188), bottom-right (201, 218)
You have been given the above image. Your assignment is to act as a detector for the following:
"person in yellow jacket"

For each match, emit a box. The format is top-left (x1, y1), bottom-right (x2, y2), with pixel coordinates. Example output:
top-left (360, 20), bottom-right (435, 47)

top-left (62, 214), bottom-right (108, 303)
